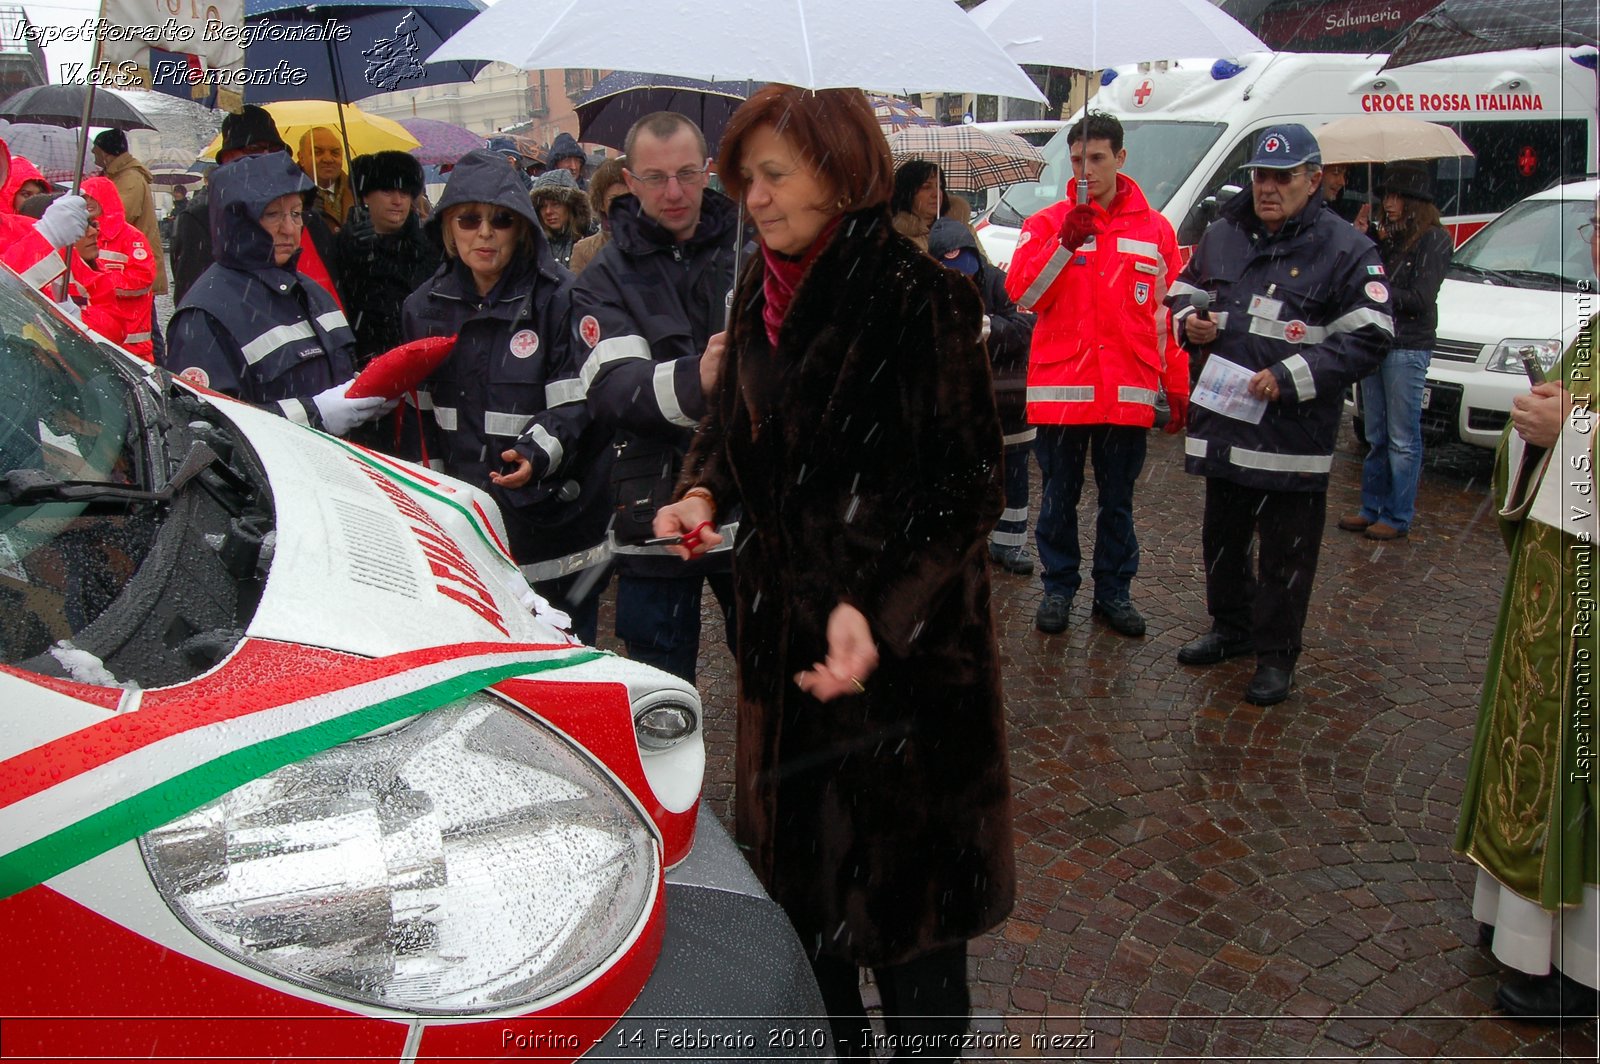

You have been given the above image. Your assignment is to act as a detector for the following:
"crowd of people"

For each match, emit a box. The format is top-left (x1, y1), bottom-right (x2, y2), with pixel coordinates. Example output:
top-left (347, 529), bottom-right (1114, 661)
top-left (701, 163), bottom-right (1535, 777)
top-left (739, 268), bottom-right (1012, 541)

top-left (0, 92), bottom-right (1592, 1048)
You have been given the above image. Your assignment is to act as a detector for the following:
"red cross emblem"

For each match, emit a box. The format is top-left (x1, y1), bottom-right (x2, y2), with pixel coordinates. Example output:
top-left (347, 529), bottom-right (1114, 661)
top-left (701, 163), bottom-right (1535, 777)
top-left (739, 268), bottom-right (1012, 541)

top-left (1134, 79), bottom-right (1154, 107)
top-left (1264, 136), bottom-right (1282, 154)
top-left (1517, 145), bottom-right (1538, 177)
top-left (1284, 320), bottom-right (1308, 342)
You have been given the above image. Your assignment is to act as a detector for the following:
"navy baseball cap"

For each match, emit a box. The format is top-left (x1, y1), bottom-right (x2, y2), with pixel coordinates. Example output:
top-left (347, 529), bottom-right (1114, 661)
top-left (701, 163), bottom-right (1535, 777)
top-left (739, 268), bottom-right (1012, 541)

top-left (1247, 124), bottom-right (1321, 169)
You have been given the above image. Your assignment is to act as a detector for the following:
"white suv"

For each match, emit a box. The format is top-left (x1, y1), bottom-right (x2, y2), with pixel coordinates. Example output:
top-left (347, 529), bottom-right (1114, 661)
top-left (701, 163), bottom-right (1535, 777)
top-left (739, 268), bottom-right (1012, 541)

top-left (1413, 178), bottom-right (1597, 448)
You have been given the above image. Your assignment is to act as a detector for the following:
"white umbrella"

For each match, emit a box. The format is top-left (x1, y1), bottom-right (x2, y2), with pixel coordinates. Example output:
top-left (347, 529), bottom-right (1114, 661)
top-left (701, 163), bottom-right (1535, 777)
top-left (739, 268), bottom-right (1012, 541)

top-left (430, 0), bottom-right (1046, 102)
top-left (1314, 115), bottom-right (1475, 165)
top-left (968, 0), bottom-right (1267, 70)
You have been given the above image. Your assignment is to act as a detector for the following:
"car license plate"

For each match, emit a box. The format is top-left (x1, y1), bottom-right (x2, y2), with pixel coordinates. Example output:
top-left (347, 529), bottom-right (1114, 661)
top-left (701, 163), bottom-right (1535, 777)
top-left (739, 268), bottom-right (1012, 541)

top-left (1420, 386), bottom-right (1431, 410)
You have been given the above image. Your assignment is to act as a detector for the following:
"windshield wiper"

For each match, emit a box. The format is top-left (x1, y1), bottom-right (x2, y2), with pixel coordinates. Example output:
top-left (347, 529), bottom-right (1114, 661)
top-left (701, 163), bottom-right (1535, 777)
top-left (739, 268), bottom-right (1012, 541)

top-left (1494, 267), bottom-right (1581, 288)
top-left (1449, 262), bottom-right (1523, 286)
top-left (1, 440), bottom-right (219, 507)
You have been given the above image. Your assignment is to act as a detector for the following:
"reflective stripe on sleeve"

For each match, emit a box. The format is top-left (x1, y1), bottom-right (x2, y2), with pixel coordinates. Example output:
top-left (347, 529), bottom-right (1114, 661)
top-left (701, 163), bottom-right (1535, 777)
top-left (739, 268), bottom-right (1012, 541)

top-left (579, 335), bottom-right (652, 392)
top-left (1283, 354), bottom-right (1315, 401)
top-left (315, 310), bottom-right (350, 334)
top-left (98, 250), bottom-right (129, 264)
top-left (520, 424), bottom-right (563, 470)
top-left (432, 405), bottom-right (459, 431)
top-left (1118, 386), bottom-right (1158, 405)
top-left (1326, 306), bottom-right (1394, 337)
top-left (278, 398), bottom-right (310, 427)
top-left (1003, 428), bottom-right (1037, 447)
top-left (1027, 385), bottom-right (1095, 403)
top-left (1019, 244), bottom-right (1074, 307)
top-left (545, 378), bottom-right (585, 407)
top-left (20, 249), bottom-right (65, 288)
top-left (653, 360), bottom-right (696, 427)
top-left (240, 321), bottom-right (316, 365)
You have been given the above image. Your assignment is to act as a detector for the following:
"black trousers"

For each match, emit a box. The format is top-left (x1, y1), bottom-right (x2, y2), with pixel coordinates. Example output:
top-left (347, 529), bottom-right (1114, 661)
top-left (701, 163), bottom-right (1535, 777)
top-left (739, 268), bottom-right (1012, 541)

top-left (1201, 477), bottom-right (1327, 668)
top-left (810, 944), bottom-right (970, 1061)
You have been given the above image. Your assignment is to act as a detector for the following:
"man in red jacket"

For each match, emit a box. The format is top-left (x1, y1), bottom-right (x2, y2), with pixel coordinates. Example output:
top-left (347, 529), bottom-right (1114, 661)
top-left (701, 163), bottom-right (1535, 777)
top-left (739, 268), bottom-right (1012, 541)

top-left (1006, 112), bottom-right (1188, 638)
top-left (80, 176), bottom-right (156, 359)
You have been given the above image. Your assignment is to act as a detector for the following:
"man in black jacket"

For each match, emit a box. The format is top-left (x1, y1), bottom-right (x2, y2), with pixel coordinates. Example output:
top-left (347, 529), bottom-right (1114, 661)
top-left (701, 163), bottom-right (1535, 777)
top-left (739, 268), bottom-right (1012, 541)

top-left (564, 112), bottom-right (738, 683)
top-left (1166, 125), bottom-right (1392, 706)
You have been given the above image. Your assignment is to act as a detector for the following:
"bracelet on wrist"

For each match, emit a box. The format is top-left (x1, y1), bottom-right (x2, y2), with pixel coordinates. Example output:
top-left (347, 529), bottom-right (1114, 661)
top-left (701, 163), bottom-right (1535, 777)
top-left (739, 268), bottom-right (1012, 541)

top-left (682, 486), bottom-right (715, 511)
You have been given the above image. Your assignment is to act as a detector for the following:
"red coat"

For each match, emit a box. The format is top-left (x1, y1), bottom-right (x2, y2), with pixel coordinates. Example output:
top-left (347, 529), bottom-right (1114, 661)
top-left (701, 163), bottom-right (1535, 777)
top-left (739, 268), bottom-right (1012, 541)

top-left (82, 176), bottom-right (156, 359)
top-left (1006, 174), bottom-right (1187, 427)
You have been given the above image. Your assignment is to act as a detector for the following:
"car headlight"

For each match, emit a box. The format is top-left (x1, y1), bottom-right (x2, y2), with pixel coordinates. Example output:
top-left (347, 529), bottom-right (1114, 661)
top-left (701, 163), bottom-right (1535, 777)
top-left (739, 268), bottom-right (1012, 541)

top-left (632, 693), bottom-right (698, 752)
top-left (1486, 338), bottom-right (1562, 374)
top-left (138, 694), bottom-right (657, 1015)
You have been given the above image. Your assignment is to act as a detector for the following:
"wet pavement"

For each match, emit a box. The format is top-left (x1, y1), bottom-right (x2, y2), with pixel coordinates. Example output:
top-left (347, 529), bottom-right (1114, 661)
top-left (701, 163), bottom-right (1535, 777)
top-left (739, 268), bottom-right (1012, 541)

top-left (599, 422), bottom-right (1598, 1061)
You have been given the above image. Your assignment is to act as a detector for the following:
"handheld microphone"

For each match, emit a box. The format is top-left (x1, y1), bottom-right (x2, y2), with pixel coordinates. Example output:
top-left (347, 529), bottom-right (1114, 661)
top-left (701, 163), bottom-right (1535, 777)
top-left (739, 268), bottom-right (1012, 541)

top-left (1190, 290), bottom-right (1211, 321)
top-left (556, 480), bottom-right (581, 503)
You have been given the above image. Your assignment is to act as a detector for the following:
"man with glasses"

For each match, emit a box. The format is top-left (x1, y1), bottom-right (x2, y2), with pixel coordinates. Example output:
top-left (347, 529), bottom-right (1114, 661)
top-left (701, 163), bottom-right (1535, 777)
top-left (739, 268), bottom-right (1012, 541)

top-left (563, 112), bottom-right (739, 682)
top-left (168, 152), bottom-right (386, 437)
top-left (1166, 124), bottom-right (1392, 706)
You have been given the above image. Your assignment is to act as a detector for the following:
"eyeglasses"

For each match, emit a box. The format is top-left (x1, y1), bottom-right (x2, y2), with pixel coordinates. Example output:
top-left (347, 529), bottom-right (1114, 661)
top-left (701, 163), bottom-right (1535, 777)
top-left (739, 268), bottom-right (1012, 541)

top-left (452, 209), bottom-right (519, 231)
top-left (1581, 220), bottom-right (1599, 241)
top-left (627, 165), bottom-right (709, 191)
top-left (1250, 168), bottom-right (1306, 186)
top-left (259, 208), bottom-right (304, 227)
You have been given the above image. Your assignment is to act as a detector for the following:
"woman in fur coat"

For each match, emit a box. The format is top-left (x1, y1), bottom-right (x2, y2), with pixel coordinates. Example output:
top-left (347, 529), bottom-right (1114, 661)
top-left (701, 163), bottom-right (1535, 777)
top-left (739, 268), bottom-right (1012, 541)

top-left (654, 85), bottom-right (1014, 1061)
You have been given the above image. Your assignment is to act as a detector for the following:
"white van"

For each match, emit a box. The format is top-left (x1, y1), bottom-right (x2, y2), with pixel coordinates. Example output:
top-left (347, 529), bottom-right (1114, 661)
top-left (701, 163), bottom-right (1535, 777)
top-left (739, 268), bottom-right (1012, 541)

top-left (977, 48), bottom-right (1598, 270)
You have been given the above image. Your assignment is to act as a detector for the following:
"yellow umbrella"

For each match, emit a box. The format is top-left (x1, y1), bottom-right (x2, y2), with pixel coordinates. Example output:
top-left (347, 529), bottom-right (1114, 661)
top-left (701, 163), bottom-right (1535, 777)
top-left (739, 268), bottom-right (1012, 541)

top-left (201, 100), bottom-right (420, 161)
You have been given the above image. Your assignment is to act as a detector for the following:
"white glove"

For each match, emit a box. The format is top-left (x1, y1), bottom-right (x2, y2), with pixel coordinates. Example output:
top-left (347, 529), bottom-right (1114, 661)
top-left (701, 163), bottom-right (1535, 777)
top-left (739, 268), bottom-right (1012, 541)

top-left (311, 380), bottom-right (389, 436)
top-left (53, 298), bottom-right (82, 321)
top-left (980, 314), bottom-right (992, 343)
top-left (37, 195), bottom-right (89, 249)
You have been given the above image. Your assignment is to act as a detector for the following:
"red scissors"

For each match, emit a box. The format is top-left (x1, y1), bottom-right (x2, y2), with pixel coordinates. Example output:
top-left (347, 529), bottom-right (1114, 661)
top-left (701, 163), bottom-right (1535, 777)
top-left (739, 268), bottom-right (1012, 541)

top-left (645, 521), bottom-right (715, 551)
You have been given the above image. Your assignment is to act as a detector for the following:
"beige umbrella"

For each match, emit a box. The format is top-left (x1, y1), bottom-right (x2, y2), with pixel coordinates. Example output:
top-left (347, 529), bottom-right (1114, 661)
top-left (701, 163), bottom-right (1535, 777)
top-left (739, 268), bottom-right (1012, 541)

top-left (1314, 114), bottom-right (1474, 165)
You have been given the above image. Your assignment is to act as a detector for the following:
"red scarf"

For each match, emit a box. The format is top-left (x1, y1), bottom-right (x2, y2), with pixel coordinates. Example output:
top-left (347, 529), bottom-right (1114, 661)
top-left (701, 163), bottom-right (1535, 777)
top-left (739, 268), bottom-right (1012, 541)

top-left (760, 215), bottom-right (844, 347)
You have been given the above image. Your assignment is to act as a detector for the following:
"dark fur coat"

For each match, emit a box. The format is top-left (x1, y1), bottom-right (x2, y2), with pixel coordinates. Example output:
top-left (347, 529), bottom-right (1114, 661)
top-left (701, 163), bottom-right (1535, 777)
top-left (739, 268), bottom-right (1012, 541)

top-left (681, 211), bottom-right (1015, 967)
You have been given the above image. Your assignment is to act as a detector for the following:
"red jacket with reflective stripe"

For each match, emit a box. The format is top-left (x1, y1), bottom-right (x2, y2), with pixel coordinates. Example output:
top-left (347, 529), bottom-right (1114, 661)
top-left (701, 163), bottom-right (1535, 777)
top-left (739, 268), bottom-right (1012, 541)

top-left (1005, 174), bottom-right (1186, 427)
top-left (83, 176), bottom-right (155, 359)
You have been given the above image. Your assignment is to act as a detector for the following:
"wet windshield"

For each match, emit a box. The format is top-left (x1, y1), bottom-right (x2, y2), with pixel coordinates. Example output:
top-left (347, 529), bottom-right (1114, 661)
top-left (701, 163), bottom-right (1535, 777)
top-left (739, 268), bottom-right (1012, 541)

top-left (1450, 195), bottom-right (1599, 291)
top-left (0, 272), bottom-right (152, 667)
top-left (994, 119), bottom-right (1226, 224)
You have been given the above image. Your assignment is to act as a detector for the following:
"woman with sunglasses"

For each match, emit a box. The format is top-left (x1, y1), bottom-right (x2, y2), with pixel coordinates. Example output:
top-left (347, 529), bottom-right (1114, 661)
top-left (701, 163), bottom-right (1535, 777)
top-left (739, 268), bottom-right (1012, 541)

top-left (652, 86), bottom-right (1012, 1060)
top-left (399, 149), bottom-right (613, 642)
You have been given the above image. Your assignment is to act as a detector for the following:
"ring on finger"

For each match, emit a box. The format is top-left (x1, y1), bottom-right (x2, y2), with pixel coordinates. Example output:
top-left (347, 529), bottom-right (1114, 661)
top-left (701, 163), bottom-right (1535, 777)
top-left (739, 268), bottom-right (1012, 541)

top-left (849, 676), bottom-right (866, 694)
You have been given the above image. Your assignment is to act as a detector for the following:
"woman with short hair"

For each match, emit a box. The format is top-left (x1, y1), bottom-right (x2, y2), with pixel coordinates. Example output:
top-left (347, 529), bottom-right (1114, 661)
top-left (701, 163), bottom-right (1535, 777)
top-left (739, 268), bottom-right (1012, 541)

top-left (652, 85), bottom-right (1014, 1061)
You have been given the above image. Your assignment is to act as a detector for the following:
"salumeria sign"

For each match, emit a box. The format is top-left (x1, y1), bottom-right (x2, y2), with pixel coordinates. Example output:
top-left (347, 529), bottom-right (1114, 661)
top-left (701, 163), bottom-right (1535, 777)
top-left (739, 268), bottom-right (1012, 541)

top-left (1362, 92), bottom-right (1546, 113)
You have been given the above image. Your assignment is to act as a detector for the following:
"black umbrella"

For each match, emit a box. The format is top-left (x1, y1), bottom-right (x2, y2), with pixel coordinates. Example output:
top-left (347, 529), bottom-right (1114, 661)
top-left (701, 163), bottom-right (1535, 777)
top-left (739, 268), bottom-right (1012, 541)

top-left (0, 84), bottom-right (155, 131)
top-left (1380, 0), bottom-right (1599, 70)
top-left (574, 72), bottom-right (760, 154)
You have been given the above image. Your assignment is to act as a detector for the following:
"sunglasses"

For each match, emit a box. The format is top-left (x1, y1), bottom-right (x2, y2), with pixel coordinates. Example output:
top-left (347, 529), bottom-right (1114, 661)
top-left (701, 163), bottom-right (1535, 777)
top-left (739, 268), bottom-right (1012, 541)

top-left (1250, 168), bottom-right (1306, 186)
top-left (452, 209), bottom-right (519, 231)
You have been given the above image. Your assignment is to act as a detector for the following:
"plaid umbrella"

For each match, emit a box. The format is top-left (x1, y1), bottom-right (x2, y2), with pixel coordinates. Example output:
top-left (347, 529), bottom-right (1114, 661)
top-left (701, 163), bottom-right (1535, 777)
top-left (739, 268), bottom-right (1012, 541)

top-left (887, 125), bottom-right (1044, 192)
top-left (0, 121), bottom-right (94, 182)
top-left (869, 94), bottom-right (938, 133)
top-left (1380, 0), bottom-right (1599, 69)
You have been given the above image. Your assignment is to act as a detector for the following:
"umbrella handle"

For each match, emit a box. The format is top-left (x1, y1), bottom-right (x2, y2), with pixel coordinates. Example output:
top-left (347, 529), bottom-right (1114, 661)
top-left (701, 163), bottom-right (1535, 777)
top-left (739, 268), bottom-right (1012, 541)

top-left (57, 32), bottom-right (105, 303)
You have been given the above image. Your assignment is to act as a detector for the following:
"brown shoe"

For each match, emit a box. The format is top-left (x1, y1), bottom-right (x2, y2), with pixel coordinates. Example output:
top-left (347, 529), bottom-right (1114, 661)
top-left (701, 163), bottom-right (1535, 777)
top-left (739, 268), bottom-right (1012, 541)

top-left (1365, 521), bottom-right (1407, 541)
top-left (1337, 513), bottom-right (1373, 532)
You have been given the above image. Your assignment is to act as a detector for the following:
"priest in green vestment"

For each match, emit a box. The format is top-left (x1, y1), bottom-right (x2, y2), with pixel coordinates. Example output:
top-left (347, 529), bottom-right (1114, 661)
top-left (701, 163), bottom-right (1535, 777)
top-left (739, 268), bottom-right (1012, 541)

top-left (1456, 206), bottom-right (1600, 1022)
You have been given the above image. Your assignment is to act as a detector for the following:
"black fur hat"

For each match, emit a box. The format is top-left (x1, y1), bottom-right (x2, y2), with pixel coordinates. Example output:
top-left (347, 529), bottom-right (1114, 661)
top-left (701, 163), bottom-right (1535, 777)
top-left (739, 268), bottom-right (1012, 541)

top-left (351, 150), bottom-right (425, 198)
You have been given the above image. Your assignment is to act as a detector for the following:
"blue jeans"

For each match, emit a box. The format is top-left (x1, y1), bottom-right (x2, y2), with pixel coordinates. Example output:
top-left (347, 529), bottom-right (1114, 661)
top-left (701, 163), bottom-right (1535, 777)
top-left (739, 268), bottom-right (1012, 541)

top-left (1359, 348), bottom-right (1431, 532)
top-left (615, 571), bottom-right (736, 684)
top-left (1033, 424), bottom-right (1146, 603)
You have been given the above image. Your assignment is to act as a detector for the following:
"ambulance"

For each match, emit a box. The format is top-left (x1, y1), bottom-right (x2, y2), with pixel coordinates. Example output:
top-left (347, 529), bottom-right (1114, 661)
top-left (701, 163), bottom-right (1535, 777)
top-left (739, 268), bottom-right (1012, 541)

top-left (977, 47), bottom-right (1599, 269)
top-left (0, 268), bottom-right (828, 1060)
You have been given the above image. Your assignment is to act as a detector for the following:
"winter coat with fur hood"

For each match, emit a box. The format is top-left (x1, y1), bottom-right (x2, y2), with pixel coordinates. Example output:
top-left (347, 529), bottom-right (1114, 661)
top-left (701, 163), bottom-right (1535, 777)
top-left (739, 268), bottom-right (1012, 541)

top-left (679, 210), bottom-right (1016, 967)
top-left (530, 172), bottom-right (594, 268)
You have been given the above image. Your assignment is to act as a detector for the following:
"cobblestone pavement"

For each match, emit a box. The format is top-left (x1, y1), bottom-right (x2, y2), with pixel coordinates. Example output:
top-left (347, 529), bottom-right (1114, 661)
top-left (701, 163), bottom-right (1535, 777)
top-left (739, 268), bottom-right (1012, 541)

top-left (594, 422), bottom-right (1597, 1062)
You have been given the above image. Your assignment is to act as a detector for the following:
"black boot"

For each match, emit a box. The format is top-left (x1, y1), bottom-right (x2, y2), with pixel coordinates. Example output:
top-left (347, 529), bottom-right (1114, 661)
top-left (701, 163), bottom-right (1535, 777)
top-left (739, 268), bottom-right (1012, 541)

top-left (1495, 970), bottom-right (1599, 1024)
